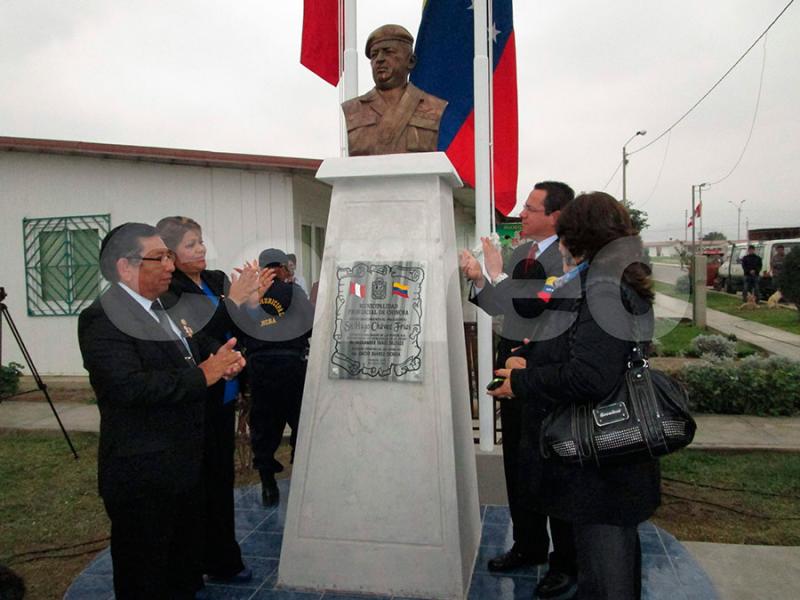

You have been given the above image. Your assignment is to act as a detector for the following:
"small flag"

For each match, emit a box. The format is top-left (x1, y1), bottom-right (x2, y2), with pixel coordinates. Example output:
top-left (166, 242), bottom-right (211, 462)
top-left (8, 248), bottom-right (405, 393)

top-left (694, 202), bottom-right (702, 218)
top-left (536, 276), bottom-right (558, 302)
top-left (687, 217), bottom-right (694, 228)
top-left (350, 282), bottom-right (366, 298)
top-left (392, 282), bottom-right (409, 299)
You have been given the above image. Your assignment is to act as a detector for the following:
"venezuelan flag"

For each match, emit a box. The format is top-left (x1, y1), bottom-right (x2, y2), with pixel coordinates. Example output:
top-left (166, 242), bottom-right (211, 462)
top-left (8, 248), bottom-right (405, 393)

top-left (412, 0), bottom-right (518, 216)
top-left (392, 282), bottom-right (410, 299)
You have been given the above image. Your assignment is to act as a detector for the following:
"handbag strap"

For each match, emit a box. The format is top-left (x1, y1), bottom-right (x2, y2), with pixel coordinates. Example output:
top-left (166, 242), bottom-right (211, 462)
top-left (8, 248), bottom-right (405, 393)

top-left (567, 276), bottom-right (648, 371)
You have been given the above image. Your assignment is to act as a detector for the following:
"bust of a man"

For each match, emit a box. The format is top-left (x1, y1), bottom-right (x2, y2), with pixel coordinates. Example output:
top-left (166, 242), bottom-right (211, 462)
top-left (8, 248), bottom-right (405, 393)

top-left (342, 24), bottom-right (448, 156)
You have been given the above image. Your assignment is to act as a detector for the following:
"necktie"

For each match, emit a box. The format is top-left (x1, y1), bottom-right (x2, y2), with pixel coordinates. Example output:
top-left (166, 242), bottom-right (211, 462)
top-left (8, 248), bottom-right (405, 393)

top-left (151, 301), bottom-right (196, 365)
top-left (524, 242), bottom-right (539, 274)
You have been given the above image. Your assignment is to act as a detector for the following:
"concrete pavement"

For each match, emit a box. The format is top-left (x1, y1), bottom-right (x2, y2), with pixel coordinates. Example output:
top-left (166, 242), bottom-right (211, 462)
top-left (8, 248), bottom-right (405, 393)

top-left (684, 542), bottom-right (800, 600)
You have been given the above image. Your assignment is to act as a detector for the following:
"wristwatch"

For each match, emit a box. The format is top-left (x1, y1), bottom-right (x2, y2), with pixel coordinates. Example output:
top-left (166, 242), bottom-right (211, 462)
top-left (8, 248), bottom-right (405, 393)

top-left (492, 272), bottom-right (509, 285)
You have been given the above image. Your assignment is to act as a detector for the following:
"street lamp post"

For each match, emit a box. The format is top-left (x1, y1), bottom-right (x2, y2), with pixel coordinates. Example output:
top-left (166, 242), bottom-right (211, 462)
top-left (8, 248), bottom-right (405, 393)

top-left (622, 130), bottom-right (647, 203)
top-left (728, 199), bottom-right (746, 240)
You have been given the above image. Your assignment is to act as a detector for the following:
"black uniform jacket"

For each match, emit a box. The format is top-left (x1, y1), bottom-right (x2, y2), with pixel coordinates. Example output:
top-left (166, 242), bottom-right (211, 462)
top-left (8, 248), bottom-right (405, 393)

top-left (509, 270), bottom-right (661, 526)
top-left (78, 283), bottom-right (215, 501)
top-left (242, 279), bottom-right (314, 355)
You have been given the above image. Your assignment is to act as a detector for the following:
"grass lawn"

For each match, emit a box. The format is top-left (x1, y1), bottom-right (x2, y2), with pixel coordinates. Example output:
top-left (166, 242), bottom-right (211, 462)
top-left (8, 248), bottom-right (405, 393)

top-left (654, 450), bottom-right (800, 546)
top-left (0, 429), bottom-right (287, 599)
top-left (654, 281), bottom-right (800, 335)
top-left (0, 430), bottom-right (108, 600)
top-left (654, 319), bottom-right (761, 357)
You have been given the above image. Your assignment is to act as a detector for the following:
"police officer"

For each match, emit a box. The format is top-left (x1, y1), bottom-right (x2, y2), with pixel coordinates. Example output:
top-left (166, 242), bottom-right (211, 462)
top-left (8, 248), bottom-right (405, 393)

top-left (244, 248), bottom-right (314, 506)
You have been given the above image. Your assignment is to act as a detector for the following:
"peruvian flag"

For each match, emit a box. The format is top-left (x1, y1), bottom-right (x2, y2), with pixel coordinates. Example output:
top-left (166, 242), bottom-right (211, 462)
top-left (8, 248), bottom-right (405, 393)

top-left (300, 0), bottom-right (340, 85)
top-left (349, 281), bottom-right (366, 298)
top-left (694, 202), bottom-right (702, 218)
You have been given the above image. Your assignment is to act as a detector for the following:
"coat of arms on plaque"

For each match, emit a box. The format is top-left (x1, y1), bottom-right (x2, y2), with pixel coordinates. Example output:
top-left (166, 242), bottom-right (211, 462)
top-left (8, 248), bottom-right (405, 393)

top-left (371, 278), bottom-right (387, 300)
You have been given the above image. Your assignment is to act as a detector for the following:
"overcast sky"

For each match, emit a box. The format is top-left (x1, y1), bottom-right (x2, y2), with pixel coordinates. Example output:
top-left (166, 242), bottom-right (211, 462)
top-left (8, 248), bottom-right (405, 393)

top-left (2, 0), bottom-right (798, 241)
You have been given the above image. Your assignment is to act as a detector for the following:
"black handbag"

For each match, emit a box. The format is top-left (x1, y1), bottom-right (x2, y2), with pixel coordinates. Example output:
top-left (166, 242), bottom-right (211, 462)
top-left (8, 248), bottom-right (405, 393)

top-left (540, 301), bottom-right (696, 467)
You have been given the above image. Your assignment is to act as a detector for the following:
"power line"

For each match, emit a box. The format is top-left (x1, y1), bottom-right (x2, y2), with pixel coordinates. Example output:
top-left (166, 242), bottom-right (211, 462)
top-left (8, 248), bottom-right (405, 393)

top-left (706, 36), bottom-right (768, 187)
top-left (637, 130), bottom-right (672, 208)
top-left (602, 160), bottom-right (622, 191)
top-left (630, 0), bottom-right (795, 157)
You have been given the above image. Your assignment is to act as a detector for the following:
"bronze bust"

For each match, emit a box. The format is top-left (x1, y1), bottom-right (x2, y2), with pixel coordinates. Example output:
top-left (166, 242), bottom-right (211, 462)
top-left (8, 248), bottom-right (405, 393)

top-left (342, 24), bottom-right (447, 156)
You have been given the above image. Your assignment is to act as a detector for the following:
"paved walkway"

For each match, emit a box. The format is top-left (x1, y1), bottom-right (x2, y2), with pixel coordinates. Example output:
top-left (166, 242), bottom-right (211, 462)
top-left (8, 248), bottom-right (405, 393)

top-left (654, 292), bottom-right (800, 359)
top-left (4, 400), bottom-right (800, 453)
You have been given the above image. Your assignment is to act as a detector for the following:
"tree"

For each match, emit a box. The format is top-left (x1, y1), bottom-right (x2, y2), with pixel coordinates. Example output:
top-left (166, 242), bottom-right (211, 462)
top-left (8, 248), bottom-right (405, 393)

top-left (703, 231), bottom-right (727, 241)
top-left (776, 248), bottom-right (800, 316)
top-left (620, 199), bottom-right (649, 233)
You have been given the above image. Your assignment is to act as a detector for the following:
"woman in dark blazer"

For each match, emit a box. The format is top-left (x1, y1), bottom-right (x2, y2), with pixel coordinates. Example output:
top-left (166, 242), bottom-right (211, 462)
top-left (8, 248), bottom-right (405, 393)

top-left (157, 216), bottom-right (259, 583)
top-left (489, 192), bottom-right (659, 600)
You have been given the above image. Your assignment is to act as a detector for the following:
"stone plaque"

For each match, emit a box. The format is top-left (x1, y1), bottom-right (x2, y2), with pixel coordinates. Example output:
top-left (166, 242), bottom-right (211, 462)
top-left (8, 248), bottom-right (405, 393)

top-left (329, 261), bottom-right (425, 382)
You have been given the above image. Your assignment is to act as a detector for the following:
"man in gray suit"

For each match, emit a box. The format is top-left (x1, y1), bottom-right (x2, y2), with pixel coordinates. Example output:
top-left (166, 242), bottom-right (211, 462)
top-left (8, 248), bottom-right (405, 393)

top-left (461, 182), bottom-right (578, 600)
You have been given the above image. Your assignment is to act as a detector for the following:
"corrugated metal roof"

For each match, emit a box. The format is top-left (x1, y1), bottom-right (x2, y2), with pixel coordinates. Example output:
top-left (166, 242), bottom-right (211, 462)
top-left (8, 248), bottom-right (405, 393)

top-left (0, 136), bottom-right (323, 173)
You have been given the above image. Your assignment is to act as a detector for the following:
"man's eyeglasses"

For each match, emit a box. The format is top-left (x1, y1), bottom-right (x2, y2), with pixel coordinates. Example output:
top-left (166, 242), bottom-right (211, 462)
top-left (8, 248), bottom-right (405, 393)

top-left (522, 204), bottom-right (548, 214)
top-left (128, 251), bottom-right (177, 265)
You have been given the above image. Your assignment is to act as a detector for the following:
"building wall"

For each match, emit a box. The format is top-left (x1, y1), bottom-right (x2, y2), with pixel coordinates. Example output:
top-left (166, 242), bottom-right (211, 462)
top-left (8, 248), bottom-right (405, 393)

top-left (0, 152), bottom-right (307, 375)
top-left (292, 174), bottom-right (332, 287)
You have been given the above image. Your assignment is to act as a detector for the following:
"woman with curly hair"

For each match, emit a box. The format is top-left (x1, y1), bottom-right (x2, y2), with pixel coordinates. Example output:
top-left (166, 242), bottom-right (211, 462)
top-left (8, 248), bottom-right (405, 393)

top-left (489, 192), bottom-right (659, 599)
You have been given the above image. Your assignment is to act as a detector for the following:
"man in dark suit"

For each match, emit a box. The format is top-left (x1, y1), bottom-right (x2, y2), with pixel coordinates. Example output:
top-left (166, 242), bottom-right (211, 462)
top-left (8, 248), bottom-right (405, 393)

top-left (460, 181), bottom-right (578, 599)
top-left (78, 223), bottom-right (245, 600)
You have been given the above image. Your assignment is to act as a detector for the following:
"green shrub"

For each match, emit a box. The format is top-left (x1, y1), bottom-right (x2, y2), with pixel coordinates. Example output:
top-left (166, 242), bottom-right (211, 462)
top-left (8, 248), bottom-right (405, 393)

top-left (678, 356), bottom-right (800, 416)
top-left (0, 362), bottom-right (24, 397)
top-left (687, 334), bottom-right (736, 361)
top-left (675, 274), bottom-right (691, 294)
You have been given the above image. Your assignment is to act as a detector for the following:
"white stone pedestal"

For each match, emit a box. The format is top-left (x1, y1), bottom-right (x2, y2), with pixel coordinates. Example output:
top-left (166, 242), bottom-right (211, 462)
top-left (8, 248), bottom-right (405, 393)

top-left (278, 153), bottom-right (481, 599)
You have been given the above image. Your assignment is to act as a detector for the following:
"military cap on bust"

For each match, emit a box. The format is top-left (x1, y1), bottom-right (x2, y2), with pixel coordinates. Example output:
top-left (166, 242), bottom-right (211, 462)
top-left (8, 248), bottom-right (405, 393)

top-left (365, 24), bottom-right (414, 58)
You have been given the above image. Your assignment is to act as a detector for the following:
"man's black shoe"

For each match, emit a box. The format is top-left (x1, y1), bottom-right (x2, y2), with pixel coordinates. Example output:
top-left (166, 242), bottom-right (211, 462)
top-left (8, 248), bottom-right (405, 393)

top-left (261, 479), bottom-right (279, 507)
top-left (535, 569), bottom-right (577, 600)
top-left (487, 547), bottom-right (543, 572)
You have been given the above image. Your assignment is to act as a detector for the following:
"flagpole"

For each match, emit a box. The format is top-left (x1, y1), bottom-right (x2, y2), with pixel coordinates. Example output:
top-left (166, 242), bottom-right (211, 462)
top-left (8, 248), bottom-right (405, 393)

top-left (340, 0), bottom-right (358, 156)
top-left (474, 0), bottom-right (494, 452)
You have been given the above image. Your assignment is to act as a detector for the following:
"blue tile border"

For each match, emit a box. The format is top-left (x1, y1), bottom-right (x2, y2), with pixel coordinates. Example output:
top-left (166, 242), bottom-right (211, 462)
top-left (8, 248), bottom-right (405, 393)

top-left (64, 483), bottom-right (719, 600)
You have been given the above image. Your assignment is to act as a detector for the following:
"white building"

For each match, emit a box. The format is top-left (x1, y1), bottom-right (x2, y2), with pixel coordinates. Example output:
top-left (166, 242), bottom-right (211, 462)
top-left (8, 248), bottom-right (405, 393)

top-left (1, 136), bottom-right (478, 376)
top-left (0, 136), bottom-right (332, 375)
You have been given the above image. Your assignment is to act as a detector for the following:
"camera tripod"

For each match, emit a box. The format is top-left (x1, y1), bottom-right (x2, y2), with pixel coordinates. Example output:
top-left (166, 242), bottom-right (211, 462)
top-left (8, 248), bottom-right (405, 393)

top-left (0, 288), bottom-right (79, 459)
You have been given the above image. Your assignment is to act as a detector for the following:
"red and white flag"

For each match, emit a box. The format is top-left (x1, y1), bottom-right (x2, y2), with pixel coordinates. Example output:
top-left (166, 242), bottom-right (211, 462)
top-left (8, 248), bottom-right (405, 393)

top-left (687, 217), bottom-right (694, 228)
top-left (349, 282), bottom-right (366, 299)
top-left (300, 0), bottom-right (340, 86)
top-left (694, 202), bottom-right (702, 218)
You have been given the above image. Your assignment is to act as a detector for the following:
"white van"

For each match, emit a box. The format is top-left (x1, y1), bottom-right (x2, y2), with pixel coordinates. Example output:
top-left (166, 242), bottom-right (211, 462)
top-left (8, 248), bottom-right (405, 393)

top-left (717, 238), bottom-right (800, 295)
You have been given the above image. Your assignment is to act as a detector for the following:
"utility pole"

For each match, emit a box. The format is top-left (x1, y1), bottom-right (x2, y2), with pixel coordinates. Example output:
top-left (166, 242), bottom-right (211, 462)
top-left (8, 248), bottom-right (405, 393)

top-left (690, 184), bottom-right (707, 328)
top-left (684, 209), bottom-right (688, 244)
top-left (621, 130), bottom-right (647, 202)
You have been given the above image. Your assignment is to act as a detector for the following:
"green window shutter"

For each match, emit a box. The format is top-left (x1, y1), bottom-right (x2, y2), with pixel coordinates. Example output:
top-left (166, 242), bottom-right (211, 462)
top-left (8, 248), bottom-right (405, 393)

top-left (70, 229), bottom-right (101, 301)
top-left (23, 215), bottom-right (110, 316)
top-left (39, 230), bottom-right (69, 303)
